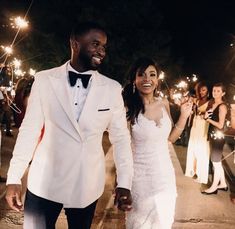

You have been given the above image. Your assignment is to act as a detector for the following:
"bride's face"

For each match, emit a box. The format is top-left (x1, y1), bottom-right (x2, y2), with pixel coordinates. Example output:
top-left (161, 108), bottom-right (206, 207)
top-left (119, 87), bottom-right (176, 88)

top-left (134, 65), bottom-right (158, 95)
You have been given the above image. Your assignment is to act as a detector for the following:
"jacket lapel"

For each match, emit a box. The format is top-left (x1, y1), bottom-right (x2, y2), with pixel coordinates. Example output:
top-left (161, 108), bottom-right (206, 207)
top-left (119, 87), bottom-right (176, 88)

top-left (48, 62), bottom-right (84, 139)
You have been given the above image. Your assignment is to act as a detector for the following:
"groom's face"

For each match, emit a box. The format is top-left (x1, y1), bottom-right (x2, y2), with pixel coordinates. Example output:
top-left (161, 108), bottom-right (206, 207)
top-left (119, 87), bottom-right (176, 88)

top-left (76, 29), bottom-right (107, 70)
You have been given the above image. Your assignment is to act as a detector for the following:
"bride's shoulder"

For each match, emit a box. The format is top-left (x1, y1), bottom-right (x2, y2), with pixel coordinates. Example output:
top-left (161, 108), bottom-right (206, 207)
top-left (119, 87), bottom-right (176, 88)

top-left (156, 97), bottom-right (170, 106)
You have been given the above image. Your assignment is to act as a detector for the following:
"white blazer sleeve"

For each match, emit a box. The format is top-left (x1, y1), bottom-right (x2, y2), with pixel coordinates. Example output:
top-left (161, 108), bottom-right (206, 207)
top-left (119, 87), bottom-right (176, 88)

top-left (7, 75), bottom-right (45, 184)
top-left (108, 84), bottom-right (133, 190)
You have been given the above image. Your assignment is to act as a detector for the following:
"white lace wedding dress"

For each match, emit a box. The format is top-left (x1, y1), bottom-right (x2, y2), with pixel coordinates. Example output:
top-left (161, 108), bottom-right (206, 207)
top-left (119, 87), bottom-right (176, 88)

top-left (126, 107), bottom-right (177, 229)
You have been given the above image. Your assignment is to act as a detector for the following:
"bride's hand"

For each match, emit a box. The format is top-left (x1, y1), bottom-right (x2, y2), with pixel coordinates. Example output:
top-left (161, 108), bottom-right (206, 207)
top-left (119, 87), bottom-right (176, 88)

top-left (180, 99), bottom-right (193, 119)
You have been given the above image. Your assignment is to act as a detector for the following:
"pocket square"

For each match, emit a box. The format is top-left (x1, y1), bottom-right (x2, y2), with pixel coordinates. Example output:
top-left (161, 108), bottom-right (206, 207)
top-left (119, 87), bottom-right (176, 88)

top-left (98, 108), bottom-right (110, 111)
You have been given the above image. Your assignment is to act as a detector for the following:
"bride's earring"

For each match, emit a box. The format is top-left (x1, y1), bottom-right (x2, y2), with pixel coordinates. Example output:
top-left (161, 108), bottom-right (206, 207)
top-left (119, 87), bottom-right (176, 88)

top-left (133, 83), bottom-right (136, 94)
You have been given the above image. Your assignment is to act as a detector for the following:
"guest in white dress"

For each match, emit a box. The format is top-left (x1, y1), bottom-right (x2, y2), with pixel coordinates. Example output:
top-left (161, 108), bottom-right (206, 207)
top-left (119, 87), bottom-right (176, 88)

top-left (185, 82), bottom-right (210, 184)
top-left (122, 57), bottom-right (192, 229)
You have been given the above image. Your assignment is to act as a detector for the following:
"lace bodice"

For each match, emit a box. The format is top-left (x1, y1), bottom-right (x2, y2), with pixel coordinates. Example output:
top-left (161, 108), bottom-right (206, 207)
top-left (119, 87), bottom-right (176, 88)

top-left (131, 107), bottom-right (176, 198)
top-left (126, 105), bottom-right (177, 229)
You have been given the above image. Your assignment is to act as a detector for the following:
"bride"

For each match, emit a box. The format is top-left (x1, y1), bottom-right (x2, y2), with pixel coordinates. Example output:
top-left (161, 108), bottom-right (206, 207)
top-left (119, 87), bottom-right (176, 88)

top-left (122, 57), bottom-right (192, 229)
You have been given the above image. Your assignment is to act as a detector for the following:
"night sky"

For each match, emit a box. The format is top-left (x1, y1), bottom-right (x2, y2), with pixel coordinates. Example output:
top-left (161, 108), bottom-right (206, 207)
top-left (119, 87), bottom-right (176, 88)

top-left (1, 0), bottom-right (235, 87)
top-left (160, 1), bottom-right (235, 82)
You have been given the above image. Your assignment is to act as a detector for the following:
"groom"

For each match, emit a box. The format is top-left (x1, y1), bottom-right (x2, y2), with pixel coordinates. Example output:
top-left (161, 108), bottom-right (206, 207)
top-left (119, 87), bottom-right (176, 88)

top-left (6, 22), bottom-right (133, 228)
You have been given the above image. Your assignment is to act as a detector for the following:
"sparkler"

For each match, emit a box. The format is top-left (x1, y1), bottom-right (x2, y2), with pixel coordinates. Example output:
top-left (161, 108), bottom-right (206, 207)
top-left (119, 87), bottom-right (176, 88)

top-left (176, 80), bottom-right (188, 89)
top-left (0, 0), bottom-right (34, 114)
top-left (0, 7), bottom-right (31, 73)
top-left (14, 69), bottom-right (25, 77)
top-left (11, 16), bottom-right (29, 29)
top-left (211, 130), bottom-right (224, 140)
top-left (29, 68), bottom-right (36, 76)
top-left (11, 58), bottom-right (21, 68)
top-left (192, 74), bottom-right (198, 82)
top-left (159, 71), bottom-right (165, 80)
top-left (1, 46), bottom-right (13, 57)
top-left (172, 92), bottom-right (182, 101)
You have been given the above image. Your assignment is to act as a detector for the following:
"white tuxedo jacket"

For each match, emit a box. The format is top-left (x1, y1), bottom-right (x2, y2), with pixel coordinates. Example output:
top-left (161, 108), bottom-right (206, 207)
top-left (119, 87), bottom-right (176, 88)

top-left (7, 62), bottom-right (133, 207)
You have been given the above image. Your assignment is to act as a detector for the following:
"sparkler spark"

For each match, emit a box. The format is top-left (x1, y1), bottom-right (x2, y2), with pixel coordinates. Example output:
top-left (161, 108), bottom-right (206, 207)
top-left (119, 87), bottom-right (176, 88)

top-left (172, 92), bottom-right (182, 100)
top-left (14, 69), bottom-right (25, 76)
top-left (11, 16), bottom-right (29, 29)
top-left (159, 71), bottom-right (165, 80)
top-left (12, 58), bottom-right (21, 68)
top-left (1, 46), bottom-right (13, 55)
top-left (176, 80), bottom-right (188, 89)
top-left (29, 68), bottom-right (36, 76)
top-left (192, 74), bottom-right (198, 82)
top-left (211, 130), bottom-right (224, 140)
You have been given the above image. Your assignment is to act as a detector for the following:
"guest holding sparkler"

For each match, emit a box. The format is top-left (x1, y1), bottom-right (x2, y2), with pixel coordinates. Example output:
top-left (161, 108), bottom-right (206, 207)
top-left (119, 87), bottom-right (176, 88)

top-left (185, 81), bottom-right (210, 184)
top-left (229, 103), bottom-right (235, 204)
top-left (231, 104), bottom-right (235, 129)
top-left (201, 83), bottom-right (228, 194)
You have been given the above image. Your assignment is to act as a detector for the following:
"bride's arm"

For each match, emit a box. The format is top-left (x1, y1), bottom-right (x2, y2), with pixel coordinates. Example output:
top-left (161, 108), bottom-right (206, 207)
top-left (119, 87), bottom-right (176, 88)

top-left (166, 99), bottom-right (193, 143)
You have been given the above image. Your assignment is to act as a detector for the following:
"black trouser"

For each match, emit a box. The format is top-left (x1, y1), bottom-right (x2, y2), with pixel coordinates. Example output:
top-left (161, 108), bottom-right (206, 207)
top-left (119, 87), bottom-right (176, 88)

top-left (24, 190), bottom-right (98, 229)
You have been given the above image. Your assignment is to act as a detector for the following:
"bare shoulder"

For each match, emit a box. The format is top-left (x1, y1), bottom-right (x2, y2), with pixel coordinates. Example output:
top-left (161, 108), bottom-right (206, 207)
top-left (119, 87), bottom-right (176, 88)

top-left (160, 97), bottom-right (170, 107)
top-left (219, 103), bottom-right (228, 112)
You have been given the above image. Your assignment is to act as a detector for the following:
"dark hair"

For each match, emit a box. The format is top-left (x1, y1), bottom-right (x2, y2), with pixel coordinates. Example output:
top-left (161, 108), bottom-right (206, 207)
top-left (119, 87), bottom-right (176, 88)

top-left (70, 22), bottom-right (106, 40)
top-left (196, 81), bottom-right (209, 99)
top-left (122, 57), bottom-right (160, 125)
top-left (213, 82), bottom-right (226, 93)
top-left (24, 78), bottom-right (34, 97)
top-left (15, 77), bottom-right (34, 98)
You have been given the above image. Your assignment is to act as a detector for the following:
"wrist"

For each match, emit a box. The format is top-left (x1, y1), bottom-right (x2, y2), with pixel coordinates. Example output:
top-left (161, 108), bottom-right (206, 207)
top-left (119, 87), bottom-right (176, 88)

top-left (179, 114), bottom-right (188, 120)
top-left (175, 124), bottom-right (184, 131)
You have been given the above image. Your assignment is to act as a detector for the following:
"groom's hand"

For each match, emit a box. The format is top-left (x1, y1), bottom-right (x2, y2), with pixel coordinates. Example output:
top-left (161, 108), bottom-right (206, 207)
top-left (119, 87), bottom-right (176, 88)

top-left (114, 187), bottom-right (132, 211)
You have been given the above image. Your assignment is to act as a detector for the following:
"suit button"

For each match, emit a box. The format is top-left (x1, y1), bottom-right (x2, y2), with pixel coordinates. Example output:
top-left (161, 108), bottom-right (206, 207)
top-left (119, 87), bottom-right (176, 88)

top-left (75, 103), bottom-right (77, 105)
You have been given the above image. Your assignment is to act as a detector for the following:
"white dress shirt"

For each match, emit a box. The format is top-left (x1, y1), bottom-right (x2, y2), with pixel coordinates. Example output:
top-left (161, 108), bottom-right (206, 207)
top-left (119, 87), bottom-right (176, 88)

top-left (67, 63), bottom-right (95, 121)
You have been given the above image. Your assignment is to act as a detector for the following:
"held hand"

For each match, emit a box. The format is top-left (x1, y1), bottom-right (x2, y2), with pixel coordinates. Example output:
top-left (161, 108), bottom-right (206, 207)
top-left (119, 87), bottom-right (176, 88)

top-left (5, 184), bottom-right (23, 212)
top-left (114, 187), bottom-right (132, 212)
top-left (204, 109), bottom-right (213, 120)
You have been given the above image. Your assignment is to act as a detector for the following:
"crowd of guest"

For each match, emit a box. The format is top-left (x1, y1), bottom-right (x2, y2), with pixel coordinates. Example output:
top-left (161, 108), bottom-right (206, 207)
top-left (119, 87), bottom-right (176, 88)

top-left (171, 81), bottom-right (235, 198)
top-left (0, 76), bottom-right (34, 182)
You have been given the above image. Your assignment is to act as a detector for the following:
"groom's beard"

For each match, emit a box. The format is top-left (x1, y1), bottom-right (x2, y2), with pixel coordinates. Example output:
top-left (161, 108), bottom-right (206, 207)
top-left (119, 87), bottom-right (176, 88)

top-left (78, 49), bottom-right (98, 71)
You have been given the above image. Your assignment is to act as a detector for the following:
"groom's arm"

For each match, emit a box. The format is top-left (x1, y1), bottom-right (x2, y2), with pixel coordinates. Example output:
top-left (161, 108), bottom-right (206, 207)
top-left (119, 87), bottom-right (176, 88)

top-left (107, 83), bottom-right (133, 211)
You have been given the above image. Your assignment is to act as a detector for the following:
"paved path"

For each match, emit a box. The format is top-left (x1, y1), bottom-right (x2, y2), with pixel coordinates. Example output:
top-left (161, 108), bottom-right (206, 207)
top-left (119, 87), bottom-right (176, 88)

top-left (0, 130), bottom-right (235, 228)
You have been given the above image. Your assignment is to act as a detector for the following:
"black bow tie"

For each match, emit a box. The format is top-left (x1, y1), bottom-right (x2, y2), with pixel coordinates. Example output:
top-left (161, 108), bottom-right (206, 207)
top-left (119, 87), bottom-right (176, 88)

top-left (68, 71), bottom-right (92, 88)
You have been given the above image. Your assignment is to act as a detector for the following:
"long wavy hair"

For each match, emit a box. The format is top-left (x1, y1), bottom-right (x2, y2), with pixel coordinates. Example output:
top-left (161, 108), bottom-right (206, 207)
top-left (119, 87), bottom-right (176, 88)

top-left (122, 57), bottom-right (160, 125)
